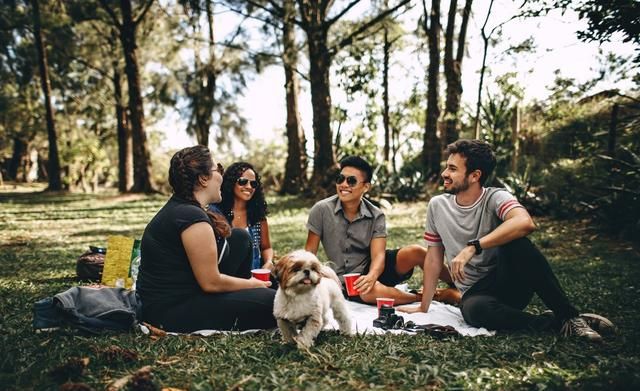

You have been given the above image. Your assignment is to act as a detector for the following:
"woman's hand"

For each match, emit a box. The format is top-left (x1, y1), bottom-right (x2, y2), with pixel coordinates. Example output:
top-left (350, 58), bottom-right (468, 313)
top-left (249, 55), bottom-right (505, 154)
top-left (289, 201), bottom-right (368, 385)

top-left (249, 277), bottom-right (272, 288)
top-left (397, 304), bottom-right (425, 314)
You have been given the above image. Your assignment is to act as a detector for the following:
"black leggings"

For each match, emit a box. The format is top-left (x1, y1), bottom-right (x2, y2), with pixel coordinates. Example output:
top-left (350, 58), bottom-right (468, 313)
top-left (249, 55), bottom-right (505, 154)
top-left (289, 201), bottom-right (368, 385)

top-left (460, 237), bottom-right (579, 331)
top-left (149, 228), bottom-right (276, 332)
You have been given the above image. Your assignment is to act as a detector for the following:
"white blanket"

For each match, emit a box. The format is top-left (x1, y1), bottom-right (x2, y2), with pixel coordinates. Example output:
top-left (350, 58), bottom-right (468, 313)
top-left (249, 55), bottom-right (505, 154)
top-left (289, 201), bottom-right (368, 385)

top-left (335, 300), bottom-right (494, 337)
top-left (141, 300), bottom-right (494, 337)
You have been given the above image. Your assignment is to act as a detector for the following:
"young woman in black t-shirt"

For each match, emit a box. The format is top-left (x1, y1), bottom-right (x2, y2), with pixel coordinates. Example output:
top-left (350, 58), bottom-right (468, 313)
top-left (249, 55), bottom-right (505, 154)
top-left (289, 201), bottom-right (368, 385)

top-left (137, 145), bottom-right (276, 332)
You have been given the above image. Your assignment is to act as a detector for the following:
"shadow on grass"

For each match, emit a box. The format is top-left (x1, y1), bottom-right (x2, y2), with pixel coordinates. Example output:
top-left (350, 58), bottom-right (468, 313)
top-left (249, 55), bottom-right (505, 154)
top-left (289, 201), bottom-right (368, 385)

top-left (70, 229), bottom-right (142, 238)
top-left (30, 276), bottom-right (78, 285)
top-left (0, 191), bottom-right (95, 205)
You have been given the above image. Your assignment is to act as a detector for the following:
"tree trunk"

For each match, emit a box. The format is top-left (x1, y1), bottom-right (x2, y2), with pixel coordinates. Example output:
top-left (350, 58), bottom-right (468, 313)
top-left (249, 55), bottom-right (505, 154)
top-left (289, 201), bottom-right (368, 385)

top-left (443, 0), bottom-right (472, 146)
top-left (8, 137), bottom-right (28, 181)
top-left (383, 23), bottom-right (391, 164)
top-left (195, 0), bottom-right (216, 146)
top-left (306, 26), bottom-right (336, 188)
top-left (608, 103), bottom-right (618, 157)
top-left (474, 0), bottom-right (495, 138)
top-left (422, 0), bottom-right (442, 177)
top-left (31, 0), bottom-right (62, 191)
top-left (120, 0), bottom-right (153, 193)
top-left (510, 103), bottom-right (520, 172)
top-left (281, 0), bottom-right (307, 195)
top-left (443, 0), bottom-right (457, 147)
top-left (113, 59), bottom-right (133, 192)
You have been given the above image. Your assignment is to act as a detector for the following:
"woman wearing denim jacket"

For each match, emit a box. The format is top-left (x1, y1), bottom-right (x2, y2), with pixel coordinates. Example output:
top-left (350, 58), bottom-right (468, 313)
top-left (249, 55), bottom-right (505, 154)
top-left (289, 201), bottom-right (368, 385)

top-left (214, 162), bottom-right (274, 270)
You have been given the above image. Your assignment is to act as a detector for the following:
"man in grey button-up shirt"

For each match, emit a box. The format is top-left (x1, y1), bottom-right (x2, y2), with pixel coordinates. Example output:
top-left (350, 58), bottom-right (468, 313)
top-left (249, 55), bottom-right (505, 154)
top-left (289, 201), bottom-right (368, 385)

top-left (305, 156), bottom-right (447, 305)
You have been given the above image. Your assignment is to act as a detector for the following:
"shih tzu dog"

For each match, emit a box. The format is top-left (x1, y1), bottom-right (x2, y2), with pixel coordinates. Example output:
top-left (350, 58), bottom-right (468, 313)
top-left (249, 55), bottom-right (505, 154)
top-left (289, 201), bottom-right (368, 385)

top-left (272, 250), bottom-right (353, 349)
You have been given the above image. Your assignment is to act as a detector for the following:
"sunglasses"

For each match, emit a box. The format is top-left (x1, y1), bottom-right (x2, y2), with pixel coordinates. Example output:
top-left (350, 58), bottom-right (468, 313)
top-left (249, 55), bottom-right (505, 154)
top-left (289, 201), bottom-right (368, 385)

top-left (237, 177), bottom-right (258, 189)
top-left (335, 174), bottom-right (364, 186)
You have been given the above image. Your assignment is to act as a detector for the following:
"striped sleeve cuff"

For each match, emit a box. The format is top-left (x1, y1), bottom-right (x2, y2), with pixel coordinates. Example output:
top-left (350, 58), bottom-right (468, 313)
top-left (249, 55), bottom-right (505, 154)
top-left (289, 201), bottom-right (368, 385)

top-left (498, 200), bottom-right (523, 220)
top-left (423, 231), bottom-right (443, 246)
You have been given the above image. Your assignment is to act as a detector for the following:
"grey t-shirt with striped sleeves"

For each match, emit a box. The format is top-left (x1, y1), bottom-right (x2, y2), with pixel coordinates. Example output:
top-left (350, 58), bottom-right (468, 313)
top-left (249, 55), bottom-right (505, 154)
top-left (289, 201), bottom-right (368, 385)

top-left (423, 187), bottom-right (523, 295)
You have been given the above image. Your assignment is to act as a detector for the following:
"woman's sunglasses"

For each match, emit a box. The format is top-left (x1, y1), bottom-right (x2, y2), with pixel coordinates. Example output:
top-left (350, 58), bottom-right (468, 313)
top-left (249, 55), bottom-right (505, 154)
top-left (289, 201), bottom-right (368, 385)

top-left (335, 174), bottom-right (363, 187)
top-left (237, 177), bottom-right (258, 189)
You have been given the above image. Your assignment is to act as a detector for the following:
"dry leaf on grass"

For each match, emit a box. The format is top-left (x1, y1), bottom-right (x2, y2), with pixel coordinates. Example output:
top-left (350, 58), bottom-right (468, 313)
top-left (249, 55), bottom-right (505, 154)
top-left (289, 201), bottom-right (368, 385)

top-left (49, 357), bottom-right (90, 382)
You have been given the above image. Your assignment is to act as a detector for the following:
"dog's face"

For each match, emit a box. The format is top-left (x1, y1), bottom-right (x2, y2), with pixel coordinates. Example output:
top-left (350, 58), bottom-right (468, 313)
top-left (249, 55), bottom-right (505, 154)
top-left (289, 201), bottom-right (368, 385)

top-left (273, 250), bottom-right (323, 294)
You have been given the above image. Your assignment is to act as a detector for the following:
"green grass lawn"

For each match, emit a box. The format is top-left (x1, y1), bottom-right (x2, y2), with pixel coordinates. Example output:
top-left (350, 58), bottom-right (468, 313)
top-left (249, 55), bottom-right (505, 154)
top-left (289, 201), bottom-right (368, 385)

top-left (1, 184), bottom-right (639, 390)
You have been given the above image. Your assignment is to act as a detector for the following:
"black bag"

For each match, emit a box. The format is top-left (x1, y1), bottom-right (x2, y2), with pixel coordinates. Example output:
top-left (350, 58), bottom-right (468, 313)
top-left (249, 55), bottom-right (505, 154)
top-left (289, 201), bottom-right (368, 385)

top-left (76, 246), bottom-right (106, 282)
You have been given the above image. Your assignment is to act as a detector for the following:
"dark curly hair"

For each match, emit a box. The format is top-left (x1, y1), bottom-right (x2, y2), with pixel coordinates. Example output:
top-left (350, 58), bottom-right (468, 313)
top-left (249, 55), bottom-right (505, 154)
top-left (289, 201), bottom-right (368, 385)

top-left (169, 145), bottom-right (231, 238)
top-left (445, 139), bottom-right (496, 185)
top-left (217, 162), bottom-right (268, 224)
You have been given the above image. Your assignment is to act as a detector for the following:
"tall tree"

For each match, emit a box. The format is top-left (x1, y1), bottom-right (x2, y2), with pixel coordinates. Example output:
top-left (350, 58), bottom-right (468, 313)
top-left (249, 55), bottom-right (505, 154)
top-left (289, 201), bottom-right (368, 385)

top-left (30, 0), bottom-right (62, 190)
top-left (180, 0), bottom-right (217, 146)
top-left (443, 0), bottom-right (472, 145)
top-left (422, 0), bottom-right (442, 177)
top-left (296, 0), bottom-right (410, 189)
top-left (233, 0), bottom-right (307, 193)
top-left (473, 0), bottom-right (495, 138)
top-left (382, 17), bottom-right (391, 163)
top-left (280, 0), bottom-right (307, 194)
top-left (99, 0), bottom-right (155, 193)
top-left (111, 33), bottom-right (133, 192)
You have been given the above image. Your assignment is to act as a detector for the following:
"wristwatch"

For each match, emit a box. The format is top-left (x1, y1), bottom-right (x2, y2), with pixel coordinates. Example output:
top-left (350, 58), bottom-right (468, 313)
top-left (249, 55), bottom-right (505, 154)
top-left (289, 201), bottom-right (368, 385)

top-left (467, 239), bottom-right (482, 255)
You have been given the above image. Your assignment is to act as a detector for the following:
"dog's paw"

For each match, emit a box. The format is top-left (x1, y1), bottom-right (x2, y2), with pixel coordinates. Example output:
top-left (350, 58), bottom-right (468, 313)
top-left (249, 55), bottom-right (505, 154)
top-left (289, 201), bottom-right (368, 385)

top-left (281, 336), bottom-right (295, 344)
top-left (294, 335), bottom-right (314, 349)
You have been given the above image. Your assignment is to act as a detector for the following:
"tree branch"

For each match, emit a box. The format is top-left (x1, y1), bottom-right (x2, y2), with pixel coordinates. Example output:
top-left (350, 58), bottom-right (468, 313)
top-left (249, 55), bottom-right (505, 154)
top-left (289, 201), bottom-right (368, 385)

top-left (134, 0), bottom-right (155, 25)
top-left (225, 4), bottom-right (281, 29)
top-left (98, 0), bottom-right (121, 29)
top-left (325, 0), bottom-right (361, 27)
top-left (330, 0), bottom-right (411, 56)
top-left (266, 0), bottom-right (284, 14)
top-left (616, 92), bottom-right (640, 104)
top-left (244, 0), bottom-right (283, 17)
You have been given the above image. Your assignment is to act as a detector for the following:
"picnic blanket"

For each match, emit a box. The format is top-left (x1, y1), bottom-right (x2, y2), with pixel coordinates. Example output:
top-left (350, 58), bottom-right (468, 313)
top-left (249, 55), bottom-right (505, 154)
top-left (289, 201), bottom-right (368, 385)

top-left (339, 300), bottom-right (494, 336)
top-left (145, 300), bottom-right (495, 337)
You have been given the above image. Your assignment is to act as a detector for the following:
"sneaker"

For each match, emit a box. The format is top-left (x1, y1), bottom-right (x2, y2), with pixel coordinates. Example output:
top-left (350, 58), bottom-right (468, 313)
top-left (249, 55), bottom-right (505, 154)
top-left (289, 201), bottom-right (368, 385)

top-left (580, 313), bottom-right (616, 336)
top-left (560, 317), bottom-right (602, 342)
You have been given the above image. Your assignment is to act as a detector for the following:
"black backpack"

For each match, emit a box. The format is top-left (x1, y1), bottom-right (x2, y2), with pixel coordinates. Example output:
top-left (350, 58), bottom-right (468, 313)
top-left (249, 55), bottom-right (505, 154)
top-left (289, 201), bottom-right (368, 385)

top-left (76, 246), bottom-right (106, 282)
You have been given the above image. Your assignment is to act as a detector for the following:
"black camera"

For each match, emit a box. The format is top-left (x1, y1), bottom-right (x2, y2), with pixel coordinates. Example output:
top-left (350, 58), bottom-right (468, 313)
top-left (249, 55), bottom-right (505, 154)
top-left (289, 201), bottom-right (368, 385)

top-left (373, 305), bottom-right (405, 330)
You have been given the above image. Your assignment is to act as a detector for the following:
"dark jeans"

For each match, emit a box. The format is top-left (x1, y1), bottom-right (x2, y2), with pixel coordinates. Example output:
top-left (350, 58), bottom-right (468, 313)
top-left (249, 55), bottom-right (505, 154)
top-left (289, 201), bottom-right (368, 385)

top-left (148, 228), bottom-right (276, 332)
top-left (460, 237), bottom-right (579, 331)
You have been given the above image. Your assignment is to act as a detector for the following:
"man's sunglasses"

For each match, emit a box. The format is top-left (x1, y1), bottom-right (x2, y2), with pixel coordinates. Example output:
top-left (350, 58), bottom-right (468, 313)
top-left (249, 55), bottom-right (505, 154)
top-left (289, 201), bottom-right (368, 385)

top-left (237, 177), bottom-right (258, 189)
top-left (335, 174), bottom-right (364, 186)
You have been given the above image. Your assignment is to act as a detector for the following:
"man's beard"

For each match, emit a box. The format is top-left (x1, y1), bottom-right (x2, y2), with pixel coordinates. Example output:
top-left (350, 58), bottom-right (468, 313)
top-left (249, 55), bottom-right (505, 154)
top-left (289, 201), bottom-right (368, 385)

top-left (443, 176), bottom-right (470, 195)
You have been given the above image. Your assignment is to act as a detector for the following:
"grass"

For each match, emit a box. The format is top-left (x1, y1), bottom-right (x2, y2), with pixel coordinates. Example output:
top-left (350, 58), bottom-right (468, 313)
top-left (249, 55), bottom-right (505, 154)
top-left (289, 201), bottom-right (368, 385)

top-left (1, 183), bottom-right (639, 390)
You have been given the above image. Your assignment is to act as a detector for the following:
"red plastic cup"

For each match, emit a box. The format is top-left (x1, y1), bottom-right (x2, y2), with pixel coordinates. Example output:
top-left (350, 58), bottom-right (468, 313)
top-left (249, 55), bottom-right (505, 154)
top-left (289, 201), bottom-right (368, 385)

top-left (377, 297), bottom-right (395, 316)
top-left (343, 273), bottom-right (360, 297)
top-left (251, 268), bottom-right (271, 282)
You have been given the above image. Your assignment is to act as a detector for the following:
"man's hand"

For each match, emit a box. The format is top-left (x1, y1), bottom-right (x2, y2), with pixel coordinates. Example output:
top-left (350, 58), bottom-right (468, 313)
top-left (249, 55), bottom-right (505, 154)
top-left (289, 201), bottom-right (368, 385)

top-left (450, 246), bottom-right (475, 282)
top-left (397, 304), bottom-right (425, 314)
top-left (354, 273), bottom-right (377, 295)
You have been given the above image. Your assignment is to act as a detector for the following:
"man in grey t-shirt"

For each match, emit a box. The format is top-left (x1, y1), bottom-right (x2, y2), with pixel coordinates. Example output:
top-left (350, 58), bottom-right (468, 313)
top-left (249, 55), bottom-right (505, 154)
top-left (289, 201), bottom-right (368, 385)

top-left (399, 139), bottom-right (614, 343)
top-left (305, 156), bottom-right (457, 305)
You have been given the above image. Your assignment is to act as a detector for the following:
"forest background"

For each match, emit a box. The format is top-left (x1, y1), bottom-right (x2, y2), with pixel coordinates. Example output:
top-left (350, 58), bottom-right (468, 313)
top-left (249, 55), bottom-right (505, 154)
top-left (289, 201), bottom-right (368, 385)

top-left (1, 0), bottom-right (639, 243)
